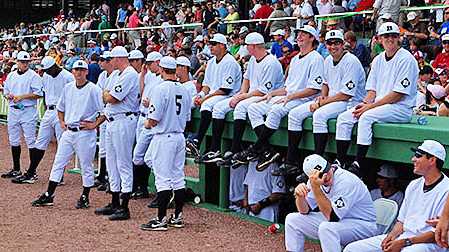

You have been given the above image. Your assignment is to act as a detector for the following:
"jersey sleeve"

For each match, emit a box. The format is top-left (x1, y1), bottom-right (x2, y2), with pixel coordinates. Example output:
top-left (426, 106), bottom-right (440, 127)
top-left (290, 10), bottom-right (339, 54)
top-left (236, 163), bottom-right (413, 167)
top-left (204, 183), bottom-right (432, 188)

top-left (243, 58), bottom-right (253, 81)
top-left (306, 187), bottom-right (318, 210)
top-left (306, 55), bottom-right (325, 90)
top-left (109, 71), bottom-right (137, 101)
top-left (30, 73), bottom-right (43, 97)
top-left (218, 61), bottom-right (242, 90)
top-left (257, 59), bottom-right (284, 94)
top-left (392, 57), bottom-right (419, 96)
top-left (148, 85), bottom-right (167, 122)
top-left (271, 173), bottom-right (286, 194)
top-left (92, 85), bottom-right (105, 115)
top-left (56, 86), bottom-right (67, 112)
top-left (331, 181), bottom-right (361, 219)
top-left (202, 60), bottom-right (213, 88)
top-left (339, 57), bottom-right (365, 97)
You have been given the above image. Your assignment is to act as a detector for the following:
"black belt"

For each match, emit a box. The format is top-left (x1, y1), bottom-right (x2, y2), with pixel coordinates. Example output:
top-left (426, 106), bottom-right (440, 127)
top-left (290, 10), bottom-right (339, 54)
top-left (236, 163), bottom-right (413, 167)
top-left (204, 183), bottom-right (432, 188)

top-left (68, 126), bottom-right (82, 132)
top-left (140, 113), bottom-right (147, 117)
top-left (11, 104), bottom-right (24, 109)
top-left (47, 105), bottom-right (56, 110)
top-left (107, 112), bottom-right (139, 122)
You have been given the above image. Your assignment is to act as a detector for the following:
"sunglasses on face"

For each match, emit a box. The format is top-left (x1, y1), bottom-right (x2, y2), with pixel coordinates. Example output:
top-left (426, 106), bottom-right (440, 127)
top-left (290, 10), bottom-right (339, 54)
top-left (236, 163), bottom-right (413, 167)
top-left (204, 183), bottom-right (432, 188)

top-left (414, 152), bottom-right (423, 158)
top-left (443, 41), bottom-right (449, 45)
top-left (381, 34), bottom-right (399, 39)
top-left (209, 41), bottom-right (219, 46)
top-left (325, 40), bottom-right (343, 46)
top-left (445, 12), bottom-right (449, 14)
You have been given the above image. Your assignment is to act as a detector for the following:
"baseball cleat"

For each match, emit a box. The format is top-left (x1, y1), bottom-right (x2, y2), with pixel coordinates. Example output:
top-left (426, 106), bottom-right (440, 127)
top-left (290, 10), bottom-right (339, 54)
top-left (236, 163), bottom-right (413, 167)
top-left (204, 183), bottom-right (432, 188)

top-left (1, 169), bottom-right (22, 179)
top-left (168, 213), bottom-right (185, 228)
top-left (186, 139), bottom-right (200, 157)
top-left (140, 216), bottom-right (168, 231)
top-left (32, 193), bottom-right (54, 207)
top-left (109, 207), bottom-right (130, 221)
top-left (233, 147), bottom-right (257, 165)
top-left (94, 203), bottom-right (117, 215)
top-left (346, 161), bottom-right (361, 177)
top-left (216, 151), bottom-right (233, 167)
top-left (75, 195), bottom-right (90, 209)
top-left (199, 151), bottom-right (222, 163)
top-left (11, 173), bottom-right (38, 184)
top-left (256, 151), bottom-right (280, 171)
top-left (272, 163), bottom-right (301, 176)
top-left (132, 190), bottom-right (150, 200)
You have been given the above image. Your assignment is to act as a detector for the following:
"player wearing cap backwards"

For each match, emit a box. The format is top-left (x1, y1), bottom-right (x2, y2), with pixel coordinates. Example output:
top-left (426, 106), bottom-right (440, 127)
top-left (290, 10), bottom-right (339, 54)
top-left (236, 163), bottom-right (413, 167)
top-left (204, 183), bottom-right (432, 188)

top-left (140, 56), bottom-right (192, 231)
top-left (198, 32), bottom-right (284, 165)
top-left (285, 154), bottom-right (377, 252)
top-left (185, 33), bottom-right (242, 158)
top-left (131, 51), bottom-right (163, 200)
top-left (345, 140), bottom-right (449, 252)
top-left (95, 51), bottom-right (118, 191)
top-left (1, 51), bottom-right (43, 179)
top-left (95, 46), bottom-right (140, 221)
top-left (12, 56), bottom-right (74, 184)
top-left (335, 22), bottom-right (419, 177)
top-left (31, 60), bottom-right (104, 209)
top-left (233, 25), bottom-right (324, 171)
top-left (276, 30), bottom-right (366, 175)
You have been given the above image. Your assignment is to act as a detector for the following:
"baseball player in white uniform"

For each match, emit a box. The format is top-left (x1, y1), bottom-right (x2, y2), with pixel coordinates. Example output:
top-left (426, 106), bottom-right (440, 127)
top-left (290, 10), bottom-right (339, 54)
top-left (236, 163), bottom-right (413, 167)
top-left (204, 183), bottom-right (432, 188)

top-left (95, 51), bottom-right (118, 191)
top-left (185, 33), bottom-right (242, 158)
top-left (95, 46), bottom-right (139, 221)
top-left (345, 140), bottom-right (449, 252)
top-left (200, 32), bottom-right (284, 165)
top-left (31, 60), bottom-right (104, 209)
top-left (285, 154), bottom-right (377, 252)
top-left (12, 56), bottom-right (74, 184)
top-left (335, 22), bottom-right (418, 176)
top-left (140, 56), bottom-right (192, 231)
top-left (132, 51), bottom-right (163, 200)
top-left (276, 30), bottom-right (366, 176)
top-left (128, 49), bottom-right (145, 73)
top-left (1, 51), bottom-right (43, 179)
top-left (175, 56), bottom-right (198, 105)
top-left (243, 161), bottom-right (286, 222)
top-left (233, 25), bottom-right (324, 171)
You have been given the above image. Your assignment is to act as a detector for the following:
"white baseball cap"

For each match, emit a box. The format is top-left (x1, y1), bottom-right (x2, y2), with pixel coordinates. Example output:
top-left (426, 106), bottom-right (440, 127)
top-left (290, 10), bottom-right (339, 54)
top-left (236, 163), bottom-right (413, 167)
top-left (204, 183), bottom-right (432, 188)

top-left (442, 34), bottom-right (449, 42)
top-left (377, 164), bottom-right (398, 179)
top-left (296, 25), bottom-right (318, 40)
top-left (303, 154), bottom-right (329, 177)
top-left (210, 33), bottom-right (227, 45)
top-left (17, 51), bottom-right (31, 61)
top-left (110, 46), bottom-right (129, 58)
top-left (159, 56), bottom-right (177, 70)
top-left (239, 26), bottom-right (249, 35)
top-left (412, 140), bottom-right (446, 161)
top-left (41, 56), bottom-right (56, 70)
top-left (146, 51), bottom-right (162, 62)
top-left (427, 84), bottom-right (447, 99)
top-left (377, 22), bottom-right (400, 36)
top-left (325, 30), bottom-right (344, 41)
top-left (128, 49), bottom-right (144, 60)
top-left (271, 29), bottom-right (285, 36)
top-left (72, 60), bottom-right (88, 70)
top-left (407, 11), bottom-right (418, 22)
top-left (87, 39), bottom-right (96, 44)
top-left (245, 32), bottom-right (265, 45)
top-left (100, 51), bottom-right (112, 60)
top-left (194, 35), bottom-right (204, 42)
top-left (176, 56), bottom-right (191, 68)
top-left (110, 33), bottom-right (118, 40)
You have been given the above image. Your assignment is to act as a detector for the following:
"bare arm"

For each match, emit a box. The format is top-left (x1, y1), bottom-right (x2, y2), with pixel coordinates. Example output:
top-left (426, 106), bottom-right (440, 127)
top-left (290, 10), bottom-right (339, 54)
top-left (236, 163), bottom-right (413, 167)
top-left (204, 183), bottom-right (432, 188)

top-left (103, 90), bottom-right (120, 104)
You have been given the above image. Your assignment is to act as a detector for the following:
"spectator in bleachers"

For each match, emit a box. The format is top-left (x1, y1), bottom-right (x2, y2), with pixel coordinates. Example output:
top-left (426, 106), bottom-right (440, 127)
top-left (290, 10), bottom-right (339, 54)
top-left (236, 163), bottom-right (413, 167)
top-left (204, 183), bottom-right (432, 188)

top-left (316, 32), bottom-right (330, 58)
top-left (370, 164), bottom-right (404, 207)
top-left (217, 1), bottom-right (229, 34)
top-left (416, 84), bottom-right (448, 116)
top-left (270, 29), bottom-right (293, 58)
top-left (266, 1), bottom-right (290, 34)
top-left (254, 0), bottom-right (274, 34)
top-left (203, 1), bottom-right (220, 35)
top-left (433, 34), bottom-right (449, 70)
top-left (344, 31), bottom-right (370, 69)
top-left (87, 53), bottom-right (101, 84)
top-left (372, 0), bottom-right (408, 30)
top-left (224, 5), bottom-right (239, 35)
top-left (64, 49), bottom-right (79, 71)
top-left (317, 0), bottom-right (333, 15)
top-left (402, 12), bottom-right (428, 49)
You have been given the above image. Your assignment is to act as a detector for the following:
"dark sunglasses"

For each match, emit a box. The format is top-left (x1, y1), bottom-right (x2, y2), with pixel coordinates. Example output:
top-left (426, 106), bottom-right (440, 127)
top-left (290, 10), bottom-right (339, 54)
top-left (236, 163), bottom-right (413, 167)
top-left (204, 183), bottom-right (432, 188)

top-left (414, 152), bottom-right (424, 158)
top-left (381, 33), bottom-right (399, 39)
top-left (445, 12), bottom-right (449, 14)
top-left (326, 40), bottom-right (343, 46)
top-left (99, 58), bottom-right (110, 62)
top-left (443, 40), bottom-right (449, 45)
top-left (209, 41), bottom-right (219, 46)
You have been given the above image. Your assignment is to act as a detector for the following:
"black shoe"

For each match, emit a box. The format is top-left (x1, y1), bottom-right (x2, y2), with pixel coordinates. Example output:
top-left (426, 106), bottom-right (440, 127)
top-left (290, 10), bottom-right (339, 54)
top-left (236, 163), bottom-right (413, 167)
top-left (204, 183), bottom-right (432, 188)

top-left (32, 193), bottom-right (54, 207)
top-left (168, 213), bottom-right (185, 228)
top-left (75, 195), bottom-right (89, 209)
top-left (346, 161), bottom-right (361, 177)
top-left (97, 182), bottom-right (109, 191)
top-left (140, 217), bottom-right (168, 231)
top-left (147, 197), bottom-right (159, 208)
top-left (109, 207), bottom-right (130, 221)
top-left (94, 203), bottom-right (117, 215)
top-left (132, 190), bottom-right (150, 199)
top-left (199, 151), bottom-right (222, 163)
top-left (332, 159), bottom-right (345, 169)
top-left (11, 173), bottom-right (38, 184)
top-left (256, 151), bottom-right (280, 171)
top-left (272, 163), bottom-right (301, 176)
top-left (233, 146), bottom-right (257, 164)
top-left (1, 169), bottom-right (22, 179)
top-left (93, 177), bottom-right (106, 187)
top-left (216, 151), bottom-right (233, 166)
top-left (186, 139), bottom-right (200, 157)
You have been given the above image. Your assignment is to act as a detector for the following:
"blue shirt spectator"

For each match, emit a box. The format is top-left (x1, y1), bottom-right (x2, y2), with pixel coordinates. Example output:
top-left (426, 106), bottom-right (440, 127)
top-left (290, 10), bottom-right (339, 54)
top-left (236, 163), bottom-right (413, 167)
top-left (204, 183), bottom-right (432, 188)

top-left (87, 53), bottom-right (102, 84)
top-left (271, 39), bottom-right (293, 58)
top-left (317, 43), bottom-right (330, 58)
top-left (134, 0), bottom-right (143, 10)
top-left (344, 31), bottom-right (370, 68)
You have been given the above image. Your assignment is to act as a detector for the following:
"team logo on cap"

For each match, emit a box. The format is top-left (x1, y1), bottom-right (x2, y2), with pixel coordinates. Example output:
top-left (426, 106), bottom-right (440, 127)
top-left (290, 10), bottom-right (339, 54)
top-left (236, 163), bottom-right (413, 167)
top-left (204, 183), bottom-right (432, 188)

top-left (400, 78), bottom-right (410, 88)
top-left (149, 104), bottom-right (156, 113)
top-left (386, 25), bottom-right (393, 31)
top-left (226, 76), bottom-right (233, 84)
top-left (330, 31), bottom-right (335, 36)
top-left (345, 80), bottom-right (355, 90)
top-left (114, 85), bottom-right (122, 93)
top-left (315, 76), bottom-right (323, 85)
top-left (334, 197), bottom-right (345, 208)
top-left (265, 81), bottom-right (273, 90)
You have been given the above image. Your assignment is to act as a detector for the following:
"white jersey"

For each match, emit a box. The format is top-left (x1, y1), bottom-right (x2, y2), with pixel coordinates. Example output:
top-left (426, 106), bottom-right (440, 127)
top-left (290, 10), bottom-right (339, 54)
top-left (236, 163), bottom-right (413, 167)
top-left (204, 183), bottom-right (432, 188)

top-left (243, 54), bottom-right (284, 94)
top-left (3, 69), bottom-right (43, 107)
top-left (42, 69), bottom-right (74, 106)
top-left (324, 52), bottom-right (366, 107)
top-left (140, 72), bottom-right (163, 113)
top-left (398, 175), bottom-right (449, 238)
top-left (182, 80), bottom-right (198, 108)
top-left (104, 66), bottom-right (139, 116)
top-left (284, 50), bottom-right (324, 98)
top-left (370, 188), bottom-right (404, 208)
top-left (366, 48), bottom-right (418, 108)
top-left (56, 81), bottom-right (104, 127)
top-left (306, 168), bottom-right (376, 222)
top-left (203, 53), bottom-right (242, 95)
top-left (148, 80), bottom-right (192, 134)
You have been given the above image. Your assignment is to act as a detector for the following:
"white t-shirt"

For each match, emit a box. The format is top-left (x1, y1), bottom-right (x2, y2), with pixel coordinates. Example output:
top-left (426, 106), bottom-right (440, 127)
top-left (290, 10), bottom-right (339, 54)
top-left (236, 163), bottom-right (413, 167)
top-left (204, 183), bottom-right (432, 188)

top-left (105, 66), bottom-right (139, 116)
top-left (306, 168), bottom-right (377, 222)
top-left (3, 69), bottom-right (43, 107)
top-left (42, 69), bottom-right (74, 106)
top-left (284, 50), bottom-right (324, 99)
top-left (57, 81), bottom-right (103, 127)
top-left (324, 52), bottom-right (366, 107)
top-left (243, 54), bottom-right (284, 94)
top-left (366, 48), bottom-right (419, 108)
top-left (203, 53), bottom-right (242, 95)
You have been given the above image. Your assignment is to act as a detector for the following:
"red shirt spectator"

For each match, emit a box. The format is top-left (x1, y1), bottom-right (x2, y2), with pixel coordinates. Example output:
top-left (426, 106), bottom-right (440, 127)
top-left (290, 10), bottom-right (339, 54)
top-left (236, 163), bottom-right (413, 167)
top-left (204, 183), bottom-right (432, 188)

top-left (128, 11), bottom-right (140, 28)
top-left (254, 3), bottom-right (274, 20)
top-left (433, 52), bottom-right (449, 70)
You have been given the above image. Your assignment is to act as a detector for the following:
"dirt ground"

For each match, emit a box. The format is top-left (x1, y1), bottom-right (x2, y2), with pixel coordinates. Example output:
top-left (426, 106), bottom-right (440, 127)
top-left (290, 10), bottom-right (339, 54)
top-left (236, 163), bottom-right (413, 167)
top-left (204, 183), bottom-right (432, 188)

top-left (0, 125), bottom-right (321, 252)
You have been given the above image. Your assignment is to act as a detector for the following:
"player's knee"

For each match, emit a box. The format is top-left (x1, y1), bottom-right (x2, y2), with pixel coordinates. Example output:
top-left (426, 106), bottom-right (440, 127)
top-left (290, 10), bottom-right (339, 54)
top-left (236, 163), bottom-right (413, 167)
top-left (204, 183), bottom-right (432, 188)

top-left (342, 242), bottom-right (358, 252)
top-left (318, 222), bottom-right (337, 237)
